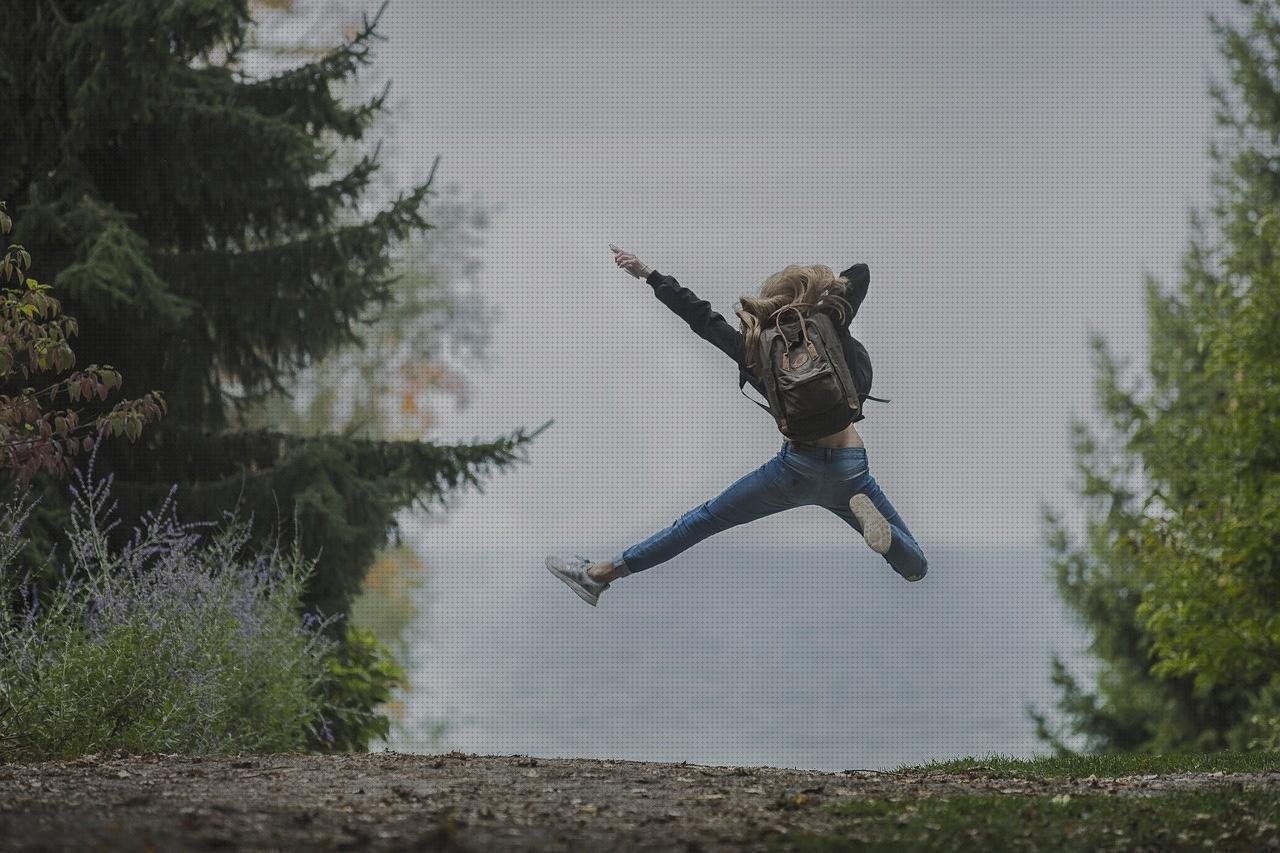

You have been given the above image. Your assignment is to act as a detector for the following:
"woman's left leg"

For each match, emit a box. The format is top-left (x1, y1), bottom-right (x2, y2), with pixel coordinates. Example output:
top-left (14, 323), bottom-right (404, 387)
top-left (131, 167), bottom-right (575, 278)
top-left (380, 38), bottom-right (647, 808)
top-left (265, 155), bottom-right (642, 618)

top-left (826, 474), bottom-right (928, 582)
top-left (613, 454), bottom-right (803, 576)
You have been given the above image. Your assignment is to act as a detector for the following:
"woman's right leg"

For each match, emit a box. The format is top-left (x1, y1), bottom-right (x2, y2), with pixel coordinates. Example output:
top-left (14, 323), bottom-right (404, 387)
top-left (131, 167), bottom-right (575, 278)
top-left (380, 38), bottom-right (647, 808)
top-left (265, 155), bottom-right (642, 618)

top-left (615, 454), bottom-right (801, 575)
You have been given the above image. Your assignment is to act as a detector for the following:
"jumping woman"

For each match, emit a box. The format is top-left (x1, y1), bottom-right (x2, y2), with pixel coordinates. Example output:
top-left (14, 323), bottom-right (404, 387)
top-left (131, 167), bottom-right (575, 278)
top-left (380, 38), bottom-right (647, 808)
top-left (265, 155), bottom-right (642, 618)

top-left (545, 245), bottom-right (928, 606)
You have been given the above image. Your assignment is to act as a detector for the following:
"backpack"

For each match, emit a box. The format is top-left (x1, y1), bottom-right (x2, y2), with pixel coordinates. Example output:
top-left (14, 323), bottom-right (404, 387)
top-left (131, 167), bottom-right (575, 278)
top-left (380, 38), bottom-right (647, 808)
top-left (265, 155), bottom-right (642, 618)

top-left (742, 305), bottom-right (863, 441)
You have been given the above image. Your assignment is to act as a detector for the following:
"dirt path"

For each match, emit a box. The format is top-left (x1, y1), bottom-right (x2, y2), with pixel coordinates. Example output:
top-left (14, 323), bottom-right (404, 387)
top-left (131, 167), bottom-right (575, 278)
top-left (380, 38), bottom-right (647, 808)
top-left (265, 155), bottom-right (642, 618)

top-left (2, 752), bottom-right (1277, 851)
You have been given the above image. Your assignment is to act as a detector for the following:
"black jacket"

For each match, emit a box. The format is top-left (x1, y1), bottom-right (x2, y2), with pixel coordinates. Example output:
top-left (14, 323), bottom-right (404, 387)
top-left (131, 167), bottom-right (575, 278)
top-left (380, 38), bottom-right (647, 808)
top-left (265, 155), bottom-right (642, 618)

top-left (644, 264), bottom-right (874, 426)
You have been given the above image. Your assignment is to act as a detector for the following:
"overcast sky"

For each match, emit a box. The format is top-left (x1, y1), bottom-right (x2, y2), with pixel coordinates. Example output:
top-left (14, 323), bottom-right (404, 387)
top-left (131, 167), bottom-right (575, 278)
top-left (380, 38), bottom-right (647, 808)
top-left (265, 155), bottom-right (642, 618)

top-left (334, 0), bottom-right (1235, 572)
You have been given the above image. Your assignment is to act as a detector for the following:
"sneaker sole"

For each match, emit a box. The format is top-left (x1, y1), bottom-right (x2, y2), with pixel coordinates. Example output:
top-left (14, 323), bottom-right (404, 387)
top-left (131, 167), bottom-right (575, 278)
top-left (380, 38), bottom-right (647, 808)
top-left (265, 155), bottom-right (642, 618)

top-left (849, 493), bottom-right (892, 555)
top-left (545, 557), bottom-right (600, 606)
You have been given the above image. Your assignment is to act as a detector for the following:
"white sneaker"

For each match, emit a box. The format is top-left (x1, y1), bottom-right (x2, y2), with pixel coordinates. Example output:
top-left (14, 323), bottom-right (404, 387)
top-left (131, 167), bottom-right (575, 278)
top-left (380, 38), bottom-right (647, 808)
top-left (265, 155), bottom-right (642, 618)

top-left (545, 554), bottom-right (610, 607)
top-left (849, 494), bottom-right (892, 555)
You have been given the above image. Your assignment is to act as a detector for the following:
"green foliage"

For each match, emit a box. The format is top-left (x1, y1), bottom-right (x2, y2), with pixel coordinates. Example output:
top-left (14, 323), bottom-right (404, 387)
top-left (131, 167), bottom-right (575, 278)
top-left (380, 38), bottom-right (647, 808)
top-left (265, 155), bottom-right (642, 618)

top-left (788, 789), bottom-right (1280, 852)
top-left (1240, 677), bottom-right (1280, 750)
top-left (1039, 1), bottom-right (1280, 753)
top-left (0, 202), bottom-right (165, 483)
top-left (0, 467), bottom-right (332, 759)
top-left (309, 625), bottom-right (405, 753)
top-left (0, 1), bottom-right (545, 627)
top-left (907, 749), bottom-right (1280, 779)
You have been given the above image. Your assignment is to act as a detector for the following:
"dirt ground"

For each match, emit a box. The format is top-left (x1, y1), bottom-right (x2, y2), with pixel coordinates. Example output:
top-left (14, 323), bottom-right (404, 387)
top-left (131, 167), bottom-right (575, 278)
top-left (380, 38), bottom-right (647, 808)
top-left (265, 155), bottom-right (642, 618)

top-left (2, 751), bottom-right (1277, 851)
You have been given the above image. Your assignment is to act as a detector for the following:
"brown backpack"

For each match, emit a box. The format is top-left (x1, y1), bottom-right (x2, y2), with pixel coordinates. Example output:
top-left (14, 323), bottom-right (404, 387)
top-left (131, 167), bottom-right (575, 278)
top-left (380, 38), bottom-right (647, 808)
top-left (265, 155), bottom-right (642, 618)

top-left (742, 305), bottom-right (862, 440)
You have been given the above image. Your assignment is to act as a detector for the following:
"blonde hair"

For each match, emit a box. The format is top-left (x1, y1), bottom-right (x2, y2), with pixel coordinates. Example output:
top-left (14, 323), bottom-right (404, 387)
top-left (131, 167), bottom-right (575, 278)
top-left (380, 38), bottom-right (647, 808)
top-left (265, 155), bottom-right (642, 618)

top-left (737, 264), bottom-right (852, 375)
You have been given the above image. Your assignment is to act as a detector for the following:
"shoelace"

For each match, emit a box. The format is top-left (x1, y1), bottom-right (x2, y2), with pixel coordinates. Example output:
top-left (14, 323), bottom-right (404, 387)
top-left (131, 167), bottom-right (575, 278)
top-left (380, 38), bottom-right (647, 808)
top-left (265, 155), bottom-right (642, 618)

top-left (573, 554), bottom-right (607, 587)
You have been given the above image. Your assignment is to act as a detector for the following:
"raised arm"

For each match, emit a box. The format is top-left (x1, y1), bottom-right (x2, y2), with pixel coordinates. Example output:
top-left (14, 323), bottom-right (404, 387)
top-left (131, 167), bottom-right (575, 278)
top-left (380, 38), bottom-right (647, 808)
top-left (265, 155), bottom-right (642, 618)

top-left (608, 246), bottom-right (869, 388)
top-left (643, 269), bottom-right (746, 364)
top-left (830, 263), bottom-right (870, 328)
top-left (610, 245), bottom-right (746, 365)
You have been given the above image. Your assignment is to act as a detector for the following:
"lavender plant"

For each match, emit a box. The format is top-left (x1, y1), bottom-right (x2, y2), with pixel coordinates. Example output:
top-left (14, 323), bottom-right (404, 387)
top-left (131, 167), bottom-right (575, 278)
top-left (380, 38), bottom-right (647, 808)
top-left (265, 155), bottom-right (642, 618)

top-left (0, 439), bottom-right (337, 759)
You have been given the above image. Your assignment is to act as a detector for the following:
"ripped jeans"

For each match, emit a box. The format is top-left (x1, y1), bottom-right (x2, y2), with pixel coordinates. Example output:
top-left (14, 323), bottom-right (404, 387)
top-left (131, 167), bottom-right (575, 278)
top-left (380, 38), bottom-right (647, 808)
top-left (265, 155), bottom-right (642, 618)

top-left (614, 440), bottom-right (928, 582)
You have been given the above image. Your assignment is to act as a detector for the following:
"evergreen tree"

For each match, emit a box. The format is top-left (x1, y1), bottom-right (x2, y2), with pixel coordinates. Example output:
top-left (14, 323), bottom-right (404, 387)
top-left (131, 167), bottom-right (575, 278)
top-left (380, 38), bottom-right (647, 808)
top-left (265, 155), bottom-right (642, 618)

top-left (0, 0), bottom-right (546, 622)
top-left (1038, 0), bottom-right (1280, 752)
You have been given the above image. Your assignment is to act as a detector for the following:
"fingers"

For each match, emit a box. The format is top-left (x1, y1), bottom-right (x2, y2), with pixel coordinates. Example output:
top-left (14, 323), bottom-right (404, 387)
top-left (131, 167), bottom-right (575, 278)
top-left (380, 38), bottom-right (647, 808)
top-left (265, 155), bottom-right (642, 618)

top-left (608, 244), bottom-right (645, 276)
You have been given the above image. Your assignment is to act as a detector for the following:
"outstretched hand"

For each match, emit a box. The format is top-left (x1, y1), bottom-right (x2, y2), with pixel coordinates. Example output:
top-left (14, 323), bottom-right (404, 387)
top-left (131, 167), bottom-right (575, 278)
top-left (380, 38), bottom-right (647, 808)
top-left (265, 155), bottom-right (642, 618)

top-left (609, 244), bottom-right (652, 280)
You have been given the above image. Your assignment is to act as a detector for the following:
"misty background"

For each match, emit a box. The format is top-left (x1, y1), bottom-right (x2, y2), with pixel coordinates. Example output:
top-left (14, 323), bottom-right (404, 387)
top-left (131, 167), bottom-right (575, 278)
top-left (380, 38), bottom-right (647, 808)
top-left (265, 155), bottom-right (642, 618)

top-left (273, 0), bottom-right (1236, 767)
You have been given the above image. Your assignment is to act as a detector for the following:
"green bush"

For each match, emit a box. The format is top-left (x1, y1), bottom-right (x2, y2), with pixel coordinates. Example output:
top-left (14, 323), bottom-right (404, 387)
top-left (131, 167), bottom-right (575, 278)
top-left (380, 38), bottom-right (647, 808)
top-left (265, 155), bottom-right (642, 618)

top-left (1238, 676), bottom-right (1280, 751)
top-left (0, 448), bottom-right (335, 759)
top-left (310, 625), bottom-right (406, 752)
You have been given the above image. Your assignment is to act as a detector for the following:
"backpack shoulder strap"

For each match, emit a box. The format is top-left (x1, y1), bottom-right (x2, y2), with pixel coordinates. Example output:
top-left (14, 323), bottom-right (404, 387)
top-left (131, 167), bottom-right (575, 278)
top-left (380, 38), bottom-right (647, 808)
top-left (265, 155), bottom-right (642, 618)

top-left (739, 373), bottom-right (774, 414)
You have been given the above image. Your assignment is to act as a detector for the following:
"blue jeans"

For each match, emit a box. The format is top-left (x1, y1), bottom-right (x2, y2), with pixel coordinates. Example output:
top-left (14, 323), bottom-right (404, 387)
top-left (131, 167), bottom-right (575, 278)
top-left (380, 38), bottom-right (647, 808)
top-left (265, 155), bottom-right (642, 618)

top-left (614, 440), bottom-right (928, 582)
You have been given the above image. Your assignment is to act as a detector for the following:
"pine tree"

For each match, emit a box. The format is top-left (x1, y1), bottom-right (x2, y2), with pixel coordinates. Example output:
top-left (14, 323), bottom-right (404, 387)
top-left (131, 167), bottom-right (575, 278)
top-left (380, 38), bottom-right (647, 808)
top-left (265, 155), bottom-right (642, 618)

top-left (0, 0), bottom-right (546, 622)
top-left (1037, 0), bottom-right (1280, 752)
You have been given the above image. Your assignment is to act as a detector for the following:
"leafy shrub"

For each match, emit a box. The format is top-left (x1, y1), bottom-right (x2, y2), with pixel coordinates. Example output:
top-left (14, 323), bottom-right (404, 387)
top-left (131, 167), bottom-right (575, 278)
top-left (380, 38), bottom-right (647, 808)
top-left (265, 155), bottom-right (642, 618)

top-left (309, 624), bottom-right (406, 753)
top-left (0, 442), bottom-right (334, 759)
top-left (1238, 676), bottom-right (1280, 751)
top-left (0, 200), bottom-right (165, 484)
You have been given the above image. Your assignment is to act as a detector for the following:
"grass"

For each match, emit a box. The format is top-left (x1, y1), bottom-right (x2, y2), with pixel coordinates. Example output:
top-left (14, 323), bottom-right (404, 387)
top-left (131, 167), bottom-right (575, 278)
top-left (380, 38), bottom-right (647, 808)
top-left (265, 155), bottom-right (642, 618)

top-left (778, 787), bottom-right (1280, 852)
top-left (900, 750), bottom-right (1280, 779)
top-left (770, 751), bottom-right (1280, 851)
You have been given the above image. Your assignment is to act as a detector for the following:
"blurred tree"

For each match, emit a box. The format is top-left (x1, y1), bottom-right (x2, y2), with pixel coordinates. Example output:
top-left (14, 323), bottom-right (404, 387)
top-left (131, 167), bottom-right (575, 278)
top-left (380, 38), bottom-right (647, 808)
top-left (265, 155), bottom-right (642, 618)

top-left (0, 0), bottom-right (543, 627)
top-left (1036, 0), bottom-right (1280, 753)
top-left (238, 0), bottom-right (506, 744)
top-left (237, 1), bottom-right (497, 445)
